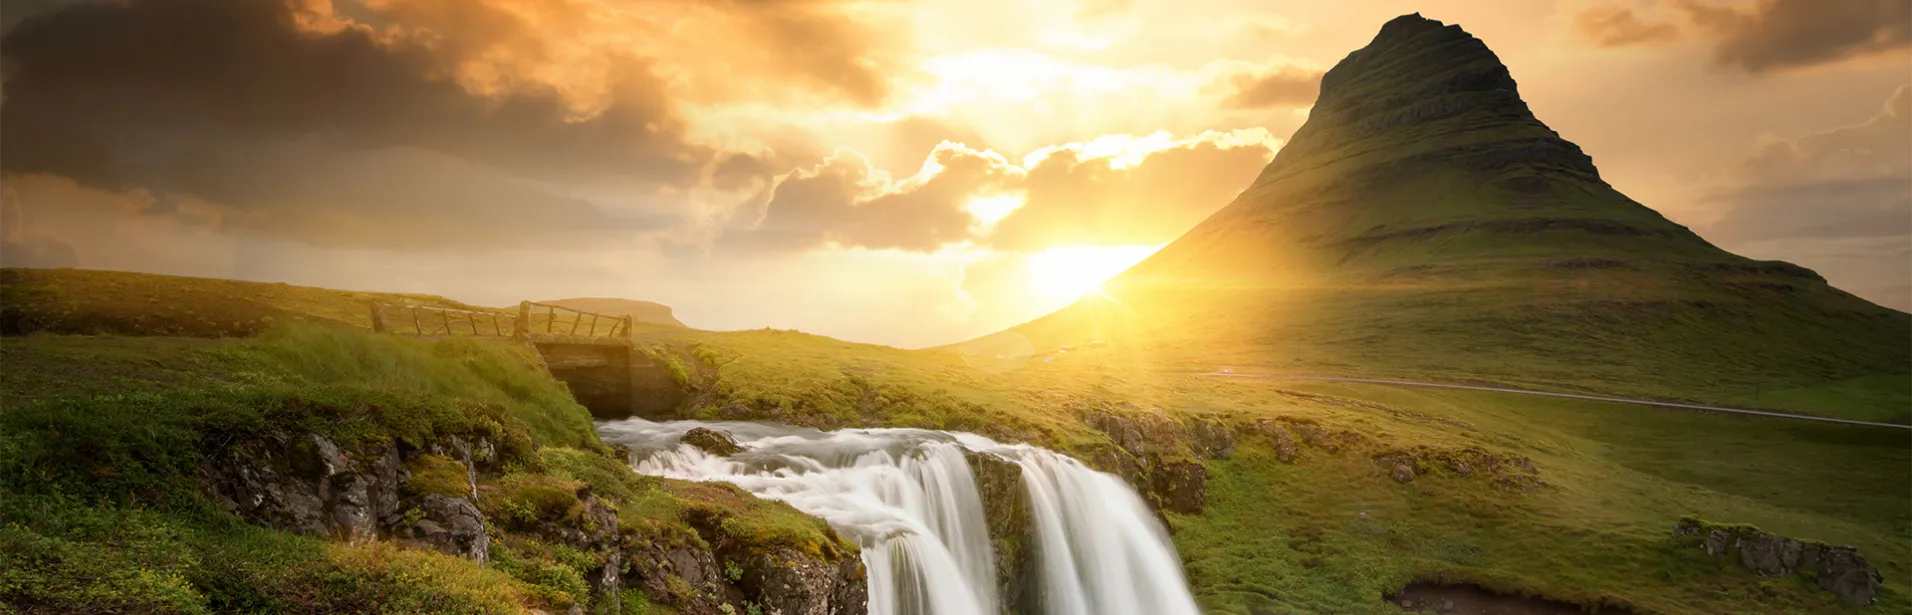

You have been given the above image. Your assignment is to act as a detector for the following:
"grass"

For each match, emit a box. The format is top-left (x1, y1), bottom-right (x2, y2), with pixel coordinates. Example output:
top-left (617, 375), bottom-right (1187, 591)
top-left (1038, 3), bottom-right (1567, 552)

top-left (5, 266), bottom-right (1904, 614)
top-left (619, 326), bottom-right (1909, 615)
top-left (0, 322), bottom-right (857, 614)
top-left (0, 267), bottom-right (507, 337)
top-left (1165, 379), bottom-right (1910, 614)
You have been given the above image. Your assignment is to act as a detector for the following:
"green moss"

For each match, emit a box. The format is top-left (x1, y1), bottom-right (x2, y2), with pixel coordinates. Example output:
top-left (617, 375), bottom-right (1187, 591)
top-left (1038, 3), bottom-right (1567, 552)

top-left (404, 454), bottom-right (471, 498)
top-left (542, 447), bottom-right (645, 503)
top-left (488, 538), bottom-right (590, 611)
top-left (0, 496), bottom-right (539, 615)
top-left (483, 473), bottom-right (585, 531)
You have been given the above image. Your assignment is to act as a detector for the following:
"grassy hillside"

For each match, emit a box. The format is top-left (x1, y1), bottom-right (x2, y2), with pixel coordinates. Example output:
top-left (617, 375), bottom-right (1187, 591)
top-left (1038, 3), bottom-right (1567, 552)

top-left (626, 326), bottom-right (1911, 614)
top-left (0, 267), bottom-right (510, 337)
top-left (997, 15), bottom-right (1911, 423)
top-left (0, 326), bottom-right (841, 614)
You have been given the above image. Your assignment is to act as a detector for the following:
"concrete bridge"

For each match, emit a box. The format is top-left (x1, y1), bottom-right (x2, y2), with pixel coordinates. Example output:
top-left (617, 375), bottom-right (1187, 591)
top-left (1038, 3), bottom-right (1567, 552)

top-left (370, 301), bottom-right (683, 418)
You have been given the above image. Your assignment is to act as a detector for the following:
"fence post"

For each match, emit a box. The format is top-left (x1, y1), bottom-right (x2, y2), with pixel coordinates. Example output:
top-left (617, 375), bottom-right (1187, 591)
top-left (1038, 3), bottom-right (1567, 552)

top-left (368, 302), bottom-right (386, 333)
top-left (516, 301), bottom-right (531, 341)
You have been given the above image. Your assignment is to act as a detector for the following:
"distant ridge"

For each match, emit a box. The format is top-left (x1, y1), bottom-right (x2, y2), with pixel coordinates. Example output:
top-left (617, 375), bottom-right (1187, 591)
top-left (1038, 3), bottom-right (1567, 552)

top-left (540, 297), bottom-right (687, 329)
top-left (994, 14), bottom-right (1909, 414)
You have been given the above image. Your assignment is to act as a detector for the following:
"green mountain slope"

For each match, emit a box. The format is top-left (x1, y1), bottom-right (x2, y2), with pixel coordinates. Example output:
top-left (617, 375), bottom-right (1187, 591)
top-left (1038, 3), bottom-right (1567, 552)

top-left (1004, 14), bottom-right (1910, 421)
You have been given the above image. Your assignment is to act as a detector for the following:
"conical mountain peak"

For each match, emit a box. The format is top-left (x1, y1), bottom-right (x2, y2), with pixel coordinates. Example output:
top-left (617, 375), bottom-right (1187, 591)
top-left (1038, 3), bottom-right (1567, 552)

top-left (1248, 14), bottom-right (1596, 193)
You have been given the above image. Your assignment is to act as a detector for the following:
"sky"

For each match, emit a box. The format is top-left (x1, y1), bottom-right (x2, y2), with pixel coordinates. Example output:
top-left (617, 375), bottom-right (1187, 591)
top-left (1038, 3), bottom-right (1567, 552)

top-left (0, 0), bottom-right (1906, 348)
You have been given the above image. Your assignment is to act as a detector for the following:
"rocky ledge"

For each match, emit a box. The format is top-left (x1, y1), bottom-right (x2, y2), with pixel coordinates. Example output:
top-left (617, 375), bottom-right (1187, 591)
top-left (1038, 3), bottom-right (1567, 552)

top-left (1674, 517), bottom-right (1883, 605)
top-left (202, 429), bottom-right (867, 615)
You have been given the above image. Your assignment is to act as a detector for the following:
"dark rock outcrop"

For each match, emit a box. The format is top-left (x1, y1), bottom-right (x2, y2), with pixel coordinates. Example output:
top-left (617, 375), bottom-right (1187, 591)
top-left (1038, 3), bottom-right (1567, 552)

top-left (204, 431), bottom-right (496, 563)
top-left (1081, 411), bottom-right (1215, 515)
top-left (399, 493), bottom-right (489, 562)
top-left (1371, 445), bottom-right (1543, 491)
top-left (1674, 517), bottom-right (1884, 605)
top-left (682, 427), bottom-right (745, 456)
top-left (965, 450), bottom-right (1036, 614)
top-left (202, 429), bottom-right (867, 615)
top-left (203, 432), bottom-right (403, 544)
top-left (738, 548), bottom-right (870, 615)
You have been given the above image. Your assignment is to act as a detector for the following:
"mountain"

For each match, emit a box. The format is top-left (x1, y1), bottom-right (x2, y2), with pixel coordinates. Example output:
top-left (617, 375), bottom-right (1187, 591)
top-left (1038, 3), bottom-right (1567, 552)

top-left (1002, 14), bottom-right (1910, 417)
top-left (541, 297), bottom-right (688, 329)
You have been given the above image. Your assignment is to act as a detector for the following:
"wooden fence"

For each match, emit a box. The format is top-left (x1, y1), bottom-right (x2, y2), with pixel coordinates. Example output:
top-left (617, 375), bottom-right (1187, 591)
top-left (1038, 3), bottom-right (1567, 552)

top-left (369, 301), bottom-right (632, 343)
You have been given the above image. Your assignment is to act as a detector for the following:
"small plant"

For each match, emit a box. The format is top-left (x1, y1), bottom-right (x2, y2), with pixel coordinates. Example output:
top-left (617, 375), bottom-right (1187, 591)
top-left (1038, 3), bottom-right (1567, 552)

top-left (719, 604), bottom-right (736, 615)
top-left (724, 560), bottom-right (744, 582)
top-left (401, 506), bottom-right (427, 526)
top-left (745, 601), bottom-right (764, 615)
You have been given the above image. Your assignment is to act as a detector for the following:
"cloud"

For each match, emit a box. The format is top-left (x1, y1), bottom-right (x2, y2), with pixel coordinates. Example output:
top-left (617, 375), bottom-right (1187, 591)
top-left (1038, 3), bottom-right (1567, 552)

top-left (0, 0), bottom-right (706, 186)
top-left (1, 184), bottom-right (79, 268)
top-left (1675, 0), bottom-right (1911, 73)
top-left (721, 129), bottom-right (1279, 253)
top-left (725, 147), bottom-right (1016, 252)
top-left (1216, 65), bottom-right (1324, 109)
top-left (1702, 85), bottom-right (1911, 310)
top-left (1573, 5), bottom-right (1680, 47)
top-left (990, 131), bottom-right (1278, 250)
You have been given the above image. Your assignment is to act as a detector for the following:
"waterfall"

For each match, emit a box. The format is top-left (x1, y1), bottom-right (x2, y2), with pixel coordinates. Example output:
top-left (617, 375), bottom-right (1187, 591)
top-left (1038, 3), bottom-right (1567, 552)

top-left (597, 419), bottom-right (1205, 615)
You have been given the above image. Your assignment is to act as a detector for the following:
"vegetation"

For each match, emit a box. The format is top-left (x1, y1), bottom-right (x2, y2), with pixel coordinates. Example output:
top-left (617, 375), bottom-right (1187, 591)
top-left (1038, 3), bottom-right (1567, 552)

top-left (0, 267), bottom-right (508, 338)
top-left (626, 326), bottom-right (1909, 614)
top-left (0, 322), bottom-right (838, 614)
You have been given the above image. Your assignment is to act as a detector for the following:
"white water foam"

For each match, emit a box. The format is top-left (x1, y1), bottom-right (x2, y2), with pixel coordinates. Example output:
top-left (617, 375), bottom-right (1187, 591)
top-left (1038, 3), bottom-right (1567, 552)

top-left (596, 418), bottom-right (1204, 615)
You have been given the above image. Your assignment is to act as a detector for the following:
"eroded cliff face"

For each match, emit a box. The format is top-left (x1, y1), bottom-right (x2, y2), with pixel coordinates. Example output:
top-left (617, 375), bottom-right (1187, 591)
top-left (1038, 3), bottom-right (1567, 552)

top-left (202, 430), bottom-right (867, 615)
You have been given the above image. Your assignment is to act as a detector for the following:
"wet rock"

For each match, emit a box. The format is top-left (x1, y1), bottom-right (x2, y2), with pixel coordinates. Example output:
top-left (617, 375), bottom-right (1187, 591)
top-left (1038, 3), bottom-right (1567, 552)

top-left (738, 547), bottom-right (870, 615)
top-left (965, 450), bottom-right (1035, 613)
top-left (682, 427), bottom-right (744, 456)
top-left (1674, 517), bottom-right (1883, 605)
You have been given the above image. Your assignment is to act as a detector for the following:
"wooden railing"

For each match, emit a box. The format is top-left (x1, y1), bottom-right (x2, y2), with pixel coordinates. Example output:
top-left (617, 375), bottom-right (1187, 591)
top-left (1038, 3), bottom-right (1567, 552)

top-left (517, 301), bottom-right (631, 340)
top-left (369, 301), bottom-right (633, 343)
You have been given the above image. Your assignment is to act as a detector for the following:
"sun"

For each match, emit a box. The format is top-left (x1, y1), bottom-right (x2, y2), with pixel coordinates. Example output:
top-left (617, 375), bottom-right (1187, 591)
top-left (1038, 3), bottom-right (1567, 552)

top-left (1024, 244), bottom-right (1161, 304)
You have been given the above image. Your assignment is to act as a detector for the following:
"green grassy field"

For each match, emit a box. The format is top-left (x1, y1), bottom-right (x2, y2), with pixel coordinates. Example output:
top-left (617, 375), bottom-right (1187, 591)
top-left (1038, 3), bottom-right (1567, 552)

top-left (4, 266), bottom-right (1906, 614)
top-left (625, 325), bottom-right (1910, 615)
top-left (0, 326), bottom-right (839, 615)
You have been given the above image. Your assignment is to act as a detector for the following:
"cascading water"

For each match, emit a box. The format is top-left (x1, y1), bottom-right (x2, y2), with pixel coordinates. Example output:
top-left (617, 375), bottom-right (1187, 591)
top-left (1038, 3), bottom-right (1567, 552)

top-left (596, 418), bottom-right (1205, 615)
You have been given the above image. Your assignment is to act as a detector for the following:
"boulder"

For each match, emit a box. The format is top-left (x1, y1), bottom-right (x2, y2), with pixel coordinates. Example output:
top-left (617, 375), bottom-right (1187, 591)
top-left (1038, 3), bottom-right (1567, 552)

top-left (682, 427), bottom-right (745, 456)
top-left (1674, 517), bottom-right (1883, 605)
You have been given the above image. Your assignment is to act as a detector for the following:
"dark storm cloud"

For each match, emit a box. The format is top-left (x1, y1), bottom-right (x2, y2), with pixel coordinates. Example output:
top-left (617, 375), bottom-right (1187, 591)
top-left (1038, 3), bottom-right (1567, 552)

top-left (0, 0), bottom-right (913, 251)
top-left (1218, 66), bottom-right (1323, 109)
top-left (1676, 0), bottom-right (1911, 73)
top-left (0, 0), bottom-right (706, 188)
top-left (1573, 5), bottom-right (1680, 47)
